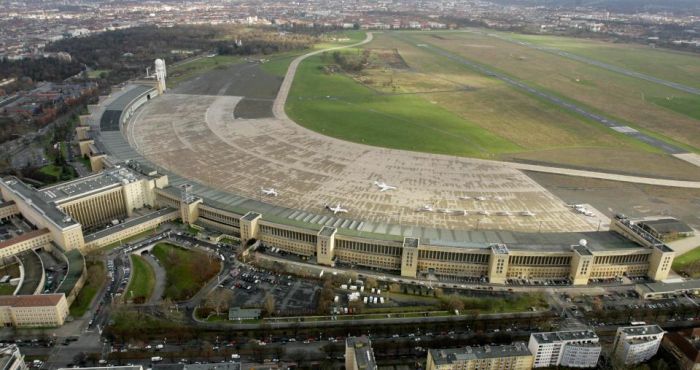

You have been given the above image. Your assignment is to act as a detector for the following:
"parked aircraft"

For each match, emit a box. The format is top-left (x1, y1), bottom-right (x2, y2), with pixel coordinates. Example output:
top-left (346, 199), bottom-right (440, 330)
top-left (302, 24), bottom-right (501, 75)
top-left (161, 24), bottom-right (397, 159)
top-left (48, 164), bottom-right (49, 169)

top-left (325, 204), bottom-right (348, 214)
top-left (373, 181), bottom-right (397, 192)
top-left (260, 187), bottom-right (278, 196)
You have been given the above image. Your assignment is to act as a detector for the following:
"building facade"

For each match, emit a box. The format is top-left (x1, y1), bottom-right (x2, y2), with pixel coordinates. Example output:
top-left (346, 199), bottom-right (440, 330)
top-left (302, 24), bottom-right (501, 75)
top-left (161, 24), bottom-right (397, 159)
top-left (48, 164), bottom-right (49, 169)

top-left (0, 158), bottom-right (678, 287)
top-left (345, 336), bottom-right (377, 370)
top-left (528, 330), bottom-right (601, 368)
top-left (0, 345), bottom-right (28, 370)
top-left (0, 294), bottom-right (69, 327)
top-left (612, 325), bottom-right (665, 366)
top-left (427, 343), bottom-right (533, 370)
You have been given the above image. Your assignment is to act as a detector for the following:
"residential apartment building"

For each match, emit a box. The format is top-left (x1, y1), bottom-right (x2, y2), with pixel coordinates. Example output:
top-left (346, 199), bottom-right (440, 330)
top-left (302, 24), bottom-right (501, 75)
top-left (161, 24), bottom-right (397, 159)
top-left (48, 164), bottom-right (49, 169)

top-left (0, 345), bottom-right (28, 370)
top-left (345, 336), bottom-right (377, 370)
top-left (612, 325), bottom-right (665, 366)
top-left (426, 342), bottom-right (533, 370)
top-left (528, 330), bottom-right (601, 368)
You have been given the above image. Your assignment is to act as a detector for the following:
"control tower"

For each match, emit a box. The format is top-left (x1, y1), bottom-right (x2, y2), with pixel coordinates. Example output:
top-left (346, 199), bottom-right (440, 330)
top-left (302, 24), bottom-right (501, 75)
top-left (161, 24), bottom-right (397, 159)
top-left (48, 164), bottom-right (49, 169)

top-left (155, 59), bottom-right (167, 94)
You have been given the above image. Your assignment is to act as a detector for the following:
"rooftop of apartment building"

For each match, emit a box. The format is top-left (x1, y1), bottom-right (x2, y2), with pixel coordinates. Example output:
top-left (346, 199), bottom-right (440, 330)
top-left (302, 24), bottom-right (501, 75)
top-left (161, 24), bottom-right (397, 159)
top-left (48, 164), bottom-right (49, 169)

top-left (429, 342), bottom-right (531, 365)
top-left (619, 324), bottom-right (665, 337)
top-left (532, 329), bottom-right (599, 344)
top-left (346, 336), bottom-right (376, 370)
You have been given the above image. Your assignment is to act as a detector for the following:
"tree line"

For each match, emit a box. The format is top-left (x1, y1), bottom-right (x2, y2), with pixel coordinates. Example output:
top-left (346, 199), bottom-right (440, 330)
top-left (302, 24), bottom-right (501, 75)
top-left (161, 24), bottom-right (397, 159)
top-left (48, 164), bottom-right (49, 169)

top-left (44, 25), bottom-right (318, 86)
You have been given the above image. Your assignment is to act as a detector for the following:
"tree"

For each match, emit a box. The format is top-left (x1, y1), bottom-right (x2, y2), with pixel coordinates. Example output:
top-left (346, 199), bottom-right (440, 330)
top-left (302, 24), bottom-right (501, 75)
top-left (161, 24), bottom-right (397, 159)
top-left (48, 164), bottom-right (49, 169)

top-left (321, 343), bottom-right (341, 358)
top-left (273, 345), bottom-right (286, 360)
top-left (290, 350), bottom-right (306, 367)
top-left (251, 343), bottom-right (267, 363)
top-left (365, 277), bottom-right (378, 290)
top-left (206, 289), bottom-right (233, 316)
top-left (263, 293), bottom-right (276, 317)
top-left (447, 295), bottom-right (465, 312)
top-left (73, 352), bottom-right (87, 367)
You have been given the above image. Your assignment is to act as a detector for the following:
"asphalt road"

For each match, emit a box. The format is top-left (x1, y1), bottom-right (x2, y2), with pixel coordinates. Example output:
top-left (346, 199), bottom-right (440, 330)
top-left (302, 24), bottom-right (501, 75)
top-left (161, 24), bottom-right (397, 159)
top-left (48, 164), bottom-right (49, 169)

top-left (392, 33), bottom-right (687, 155)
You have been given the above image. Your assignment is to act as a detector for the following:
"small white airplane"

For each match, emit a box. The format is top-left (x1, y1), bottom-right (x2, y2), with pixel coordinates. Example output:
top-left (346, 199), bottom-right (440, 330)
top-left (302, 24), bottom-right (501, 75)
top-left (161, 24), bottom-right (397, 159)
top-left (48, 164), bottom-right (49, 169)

top-left (260, 187), bottom-right (278, 197)
top-left (373, 181), bottom-right (397, 192)
top-left (417, 205), bottom-right (434, 212)
top-left (478, 210), bottom-right (490, 216)
top-left (520, 211), bottom-right (535, 217)
top-left (475, 196), bottom-right (487, 201)
top-left (325, 204), bottom-right (348, 214)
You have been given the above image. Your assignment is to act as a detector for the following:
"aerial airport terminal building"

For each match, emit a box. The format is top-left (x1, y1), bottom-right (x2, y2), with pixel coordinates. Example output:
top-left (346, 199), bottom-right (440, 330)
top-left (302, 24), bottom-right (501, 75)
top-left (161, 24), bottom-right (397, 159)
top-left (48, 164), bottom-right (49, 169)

top-left (0, 161), bottom-right (674, 286)
top-left (0, 82), bottom-right (676, 289)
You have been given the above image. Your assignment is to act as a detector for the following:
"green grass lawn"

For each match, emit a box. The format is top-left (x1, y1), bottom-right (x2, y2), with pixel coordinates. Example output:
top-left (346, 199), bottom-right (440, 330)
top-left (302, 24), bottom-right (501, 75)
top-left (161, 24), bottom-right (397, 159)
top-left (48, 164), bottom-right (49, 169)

top-left (126, 255), bottom-right (155, 302)
top-left (69, 261), bottom-right (105, 317)
top-left (259, 52), bottom-right (302, 77)
top-left (0, 284), bottom-right (15, 295)
top-left (87, 69), bottom-right (111, 79)
top-left (413, 31), bottom-right (700, 151)
top-left (38, 164), bottom-right (63, 178)
top-left (672, 246), bottom-right (700, 277)
top-left (286, 54), bottom-right (521, 158)
top-left (152, 243), bottom-right (219, 301)
top-left (649, 96), bottom-right (700, 121)
top-left (504, 32), bottom-right (700, 89)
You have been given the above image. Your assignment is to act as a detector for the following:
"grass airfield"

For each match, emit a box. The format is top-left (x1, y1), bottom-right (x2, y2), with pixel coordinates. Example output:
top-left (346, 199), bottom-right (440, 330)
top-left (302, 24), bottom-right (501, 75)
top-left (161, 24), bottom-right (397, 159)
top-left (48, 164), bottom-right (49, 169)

top-left (285, 31), bottom-right (700, 180)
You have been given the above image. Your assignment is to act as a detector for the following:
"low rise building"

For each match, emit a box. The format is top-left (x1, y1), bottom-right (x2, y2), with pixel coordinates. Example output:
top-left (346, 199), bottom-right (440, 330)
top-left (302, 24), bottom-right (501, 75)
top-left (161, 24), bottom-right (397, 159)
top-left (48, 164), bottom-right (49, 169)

top-left (345, 336), bottom-right (377, 370)
top-left (0, 229), bottom-right (51, 259)
top-left (227, 307), bottom-right (261, 321)
top-left (0, 294), bottom-right (69, 327)
top-left (612, 325), bottom-right (665, 366)
top-left (636, 280), bottom-right (700, 300)
top-left (528, 329), bottom-right (601, 368)
top-left (427, 342), bottom-right (533, 370)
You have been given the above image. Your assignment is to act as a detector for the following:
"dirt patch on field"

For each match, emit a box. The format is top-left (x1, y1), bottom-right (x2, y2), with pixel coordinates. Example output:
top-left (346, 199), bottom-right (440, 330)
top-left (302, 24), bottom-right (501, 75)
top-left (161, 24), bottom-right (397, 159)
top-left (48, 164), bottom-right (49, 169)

top-left (367, 48), bottom-right (410, 70)
top-left (527, 172), bottom-right (700, 229)
top-left (234, 98), bottom-right (274, 119)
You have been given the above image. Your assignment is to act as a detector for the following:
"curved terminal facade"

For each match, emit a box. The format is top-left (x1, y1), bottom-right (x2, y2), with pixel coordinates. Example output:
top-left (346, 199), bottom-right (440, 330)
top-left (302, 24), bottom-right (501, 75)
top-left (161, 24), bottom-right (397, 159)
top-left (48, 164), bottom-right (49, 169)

top-left (1, 81), bottom-right (675, 289)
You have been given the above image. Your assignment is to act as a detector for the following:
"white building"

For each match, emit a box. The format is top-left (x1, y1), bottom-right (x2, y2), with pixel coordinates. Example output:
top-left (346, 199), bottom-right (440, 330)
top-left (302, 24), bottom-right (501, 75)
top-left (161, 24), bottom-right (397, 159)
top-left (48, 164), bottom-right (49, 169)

top-left (0, 345), bottom-right (28, 370)
top-left (528, 329), bottom-right (601, 368)
top-left (612, 325), bottom-right (665, 366)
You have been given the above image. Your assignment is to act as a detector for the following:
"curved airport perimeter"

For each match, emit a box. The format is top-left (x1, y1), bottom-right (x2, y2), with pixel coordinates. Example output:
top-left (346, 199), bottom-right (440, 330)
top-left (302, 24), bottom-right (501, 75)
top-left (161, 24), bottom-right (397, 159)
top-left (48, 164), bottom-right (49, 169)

top-left (0, 34), bottom-right (677, 291)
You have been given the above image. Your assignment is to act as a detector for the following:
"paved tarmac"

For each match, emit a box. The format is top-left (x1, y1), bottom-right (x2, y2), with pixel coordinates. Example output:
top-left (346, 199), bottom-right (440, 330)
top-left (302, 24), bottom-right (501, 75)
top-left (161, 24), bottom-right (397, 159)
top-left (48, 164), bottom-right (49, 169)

top-left (142, 253), bottom-right (166, 305)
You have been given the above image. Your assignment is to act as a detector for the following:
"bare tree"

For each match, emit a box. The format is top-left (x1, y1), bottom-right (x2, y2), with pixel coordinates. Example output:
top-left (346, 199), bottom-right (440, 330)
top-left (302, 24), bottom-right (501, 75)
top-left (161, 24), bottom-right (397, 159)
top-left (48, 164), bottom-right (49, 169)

top-left (263, 293), bottom-right (275, 317)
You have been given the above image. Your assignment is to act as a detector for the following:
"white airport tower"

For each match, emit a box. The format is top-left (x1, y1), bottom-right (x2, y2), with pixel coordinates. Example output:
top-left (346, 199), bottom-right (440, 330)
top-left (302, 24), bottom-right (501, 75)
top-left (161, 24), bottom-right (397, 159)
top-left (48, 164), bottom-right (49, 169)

top-left (155, 58), bottom-right (167, 94)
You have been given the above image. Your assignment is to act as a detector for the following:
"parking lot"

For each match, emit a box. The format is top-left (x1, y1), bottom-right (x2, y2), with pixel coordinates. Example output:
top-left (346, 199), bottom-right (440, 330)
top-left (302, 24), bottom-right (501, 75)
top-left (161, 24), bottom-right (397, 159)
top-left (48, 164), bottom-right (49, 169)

top-left (220, 264), bottom-right (321, 315)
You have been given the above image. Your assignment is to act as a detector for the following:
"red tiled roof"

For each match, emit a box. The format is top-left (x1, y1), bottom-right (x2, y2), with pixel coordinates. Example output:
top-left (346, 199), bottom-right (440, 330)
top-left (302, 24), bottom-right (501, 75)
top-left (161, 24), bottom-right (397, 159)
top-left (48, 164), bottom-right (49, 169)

top-left (0, 294), bottom-right (64, 308)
